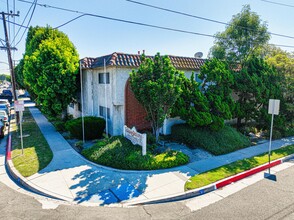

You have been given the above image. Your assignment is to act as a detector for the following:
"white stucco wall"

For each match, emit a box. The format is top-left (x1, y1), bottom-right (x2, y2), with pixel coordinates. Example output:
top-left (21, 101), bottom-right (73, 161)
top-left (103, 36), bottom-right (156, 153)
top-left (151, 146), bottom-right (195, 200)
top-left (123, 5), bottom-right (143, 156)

top-left (80, 66), bottom-right (131, 136)
top-left (71, 66), bottom-right (201, 136)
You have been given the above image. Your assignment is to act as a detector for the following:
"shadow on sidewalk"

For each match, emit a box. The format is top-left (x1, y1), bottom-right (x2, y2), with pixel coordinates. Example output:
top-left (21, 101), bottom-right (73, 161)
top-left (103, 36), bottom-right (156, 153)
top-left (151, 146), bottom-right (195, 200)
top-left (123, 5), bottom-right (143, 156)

top-left (69, 168), bottom-right (151, 205)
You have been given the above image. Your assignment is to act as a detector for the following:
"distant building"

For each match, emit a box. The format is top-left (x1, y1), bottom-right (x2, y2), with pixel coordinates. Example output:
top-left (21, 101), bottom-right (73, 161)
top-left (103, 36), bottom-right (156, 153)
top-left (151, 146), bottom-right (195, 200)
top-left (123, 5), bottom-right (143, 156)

top-left (68, 52), bottom-right (206, 136)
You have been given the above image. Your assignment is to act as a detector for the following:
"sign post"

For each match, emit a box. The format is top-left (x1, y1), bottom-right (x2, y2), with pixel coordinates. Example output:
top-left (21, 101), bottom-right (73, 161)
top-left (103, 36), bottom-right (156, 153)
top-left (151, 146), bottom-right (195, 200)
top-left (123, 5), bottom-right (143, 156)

top-left (14, 100), bottom-right (25, 155)
top-left (265, 99), bottom-right (280, 181)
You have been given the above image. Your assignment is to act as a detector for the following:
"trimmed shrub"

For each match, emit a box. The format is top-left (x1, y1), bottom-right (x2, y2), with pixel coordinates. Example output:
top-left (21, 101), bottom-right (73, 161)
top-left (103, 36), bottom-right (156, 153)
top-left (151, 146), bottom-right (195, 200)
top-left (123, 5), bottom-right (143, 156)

top-left (75, 141), bottom-right (84, 151)
top-left (82, 136), bottom-right (189, 170)
top-left (171, 124), bottom-right (251, 155)
top-left (65, 116), bottom-right (106, 140)
top-left (53, 120), bottom-right (66, 132)
top-left (284, 127), bottom-right (294, 137)
top-left (146, 132), bottom-right (156, 145)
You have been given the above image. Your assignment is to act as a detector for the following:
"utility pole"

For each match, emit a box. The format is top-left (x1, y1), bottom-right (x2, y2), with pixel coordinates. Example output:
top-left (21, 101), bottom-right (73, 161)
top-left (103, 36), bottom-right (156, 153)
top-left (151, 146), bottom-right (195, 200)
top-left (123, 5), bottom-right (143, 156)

top-left (1, 12), bottom-right (19, 103)
top-left (2, 11), bottom-right (19, 123)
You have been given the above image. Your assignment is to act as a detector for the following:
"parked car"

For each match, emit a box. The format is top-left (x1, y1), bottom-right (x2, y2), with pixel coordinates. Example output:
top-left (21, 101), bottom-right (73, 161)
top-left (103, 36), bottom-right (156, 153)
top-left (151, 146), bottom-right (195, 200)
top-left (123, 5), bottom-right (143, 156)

top-left (0, 104), bottom-right (9, 116)
top-left (0, 120), bottom-right (5, 138)
top-left (0, 99), bottom-right (10, 110)
top-left (0, 110), bottom-right (8, 124)
top-left (0, 91), bottom-right (13, 103)
top-left (2, 89), bottom-right (12, 96)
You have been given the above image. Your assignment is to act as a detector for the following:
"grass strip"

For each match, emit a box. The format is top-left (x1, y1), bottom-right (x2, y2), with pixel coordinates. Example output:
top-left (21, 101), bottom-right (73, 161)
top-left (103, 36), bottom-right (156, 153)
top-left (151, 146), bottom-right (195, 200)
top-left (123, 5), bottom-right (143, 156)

top-left (11, 108), bottom-right (53, 177)
top-left (185, 144), bottom-right (294, 191)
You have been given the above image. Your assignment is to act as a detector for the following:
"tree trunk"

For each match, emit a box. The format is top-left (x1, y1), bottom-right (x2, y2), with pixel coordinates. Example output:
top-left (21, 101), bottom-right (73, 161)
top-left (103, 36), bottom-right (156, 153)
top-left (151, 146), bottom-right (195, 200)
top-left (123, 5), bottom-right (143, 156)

top-left (61, 109), bottom-right (67, 120)
top-left (237, 117), bottom-right (242, 128)
top-left (155, 128), bottom-right (160, 143)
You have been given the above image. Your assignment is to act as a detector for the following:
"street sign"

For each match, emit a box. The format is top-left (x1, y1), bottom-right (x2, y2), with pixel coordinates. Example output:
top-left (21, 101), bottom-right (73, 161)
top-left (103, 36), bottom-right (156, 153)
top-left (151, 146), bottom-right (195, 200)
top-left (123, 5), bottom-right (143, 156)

top-left (265, 99), bottom-right (280, 181)
top-left (268, 99), bottom-right (280, 115)
top-left (14, 100), bottom-right (24, 112)
top-left (14, 100), bottom-right (25, 155)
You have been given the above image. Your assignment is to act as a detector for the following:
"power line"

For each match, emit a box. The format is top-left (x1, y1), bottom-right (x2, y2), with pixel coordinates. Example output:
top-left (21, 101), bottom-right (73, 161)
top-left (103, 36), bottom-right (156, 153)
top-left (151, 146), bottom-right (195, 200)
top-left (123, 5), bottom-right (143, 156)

top-left (11, 0), bottom-right (36, 45)
top-left (15, 0), bottom-right (294, 49)
top-left (7, 0), bottom-right (11, 40)
top-left (54, 14), bottom-right (86, 29)
top-left (0, 18), bottom-right (28, 28)
top-left (126, 0), bottom-right (294, 40)
top-left (55, 13), bottom-right (217, 38)
top-left (14, 0), bottom-right (37, 47)
top-left (12, 0), bottom-right (16, 56)
top-left (261, 0), bottom-right (294, 8)
top-left (0, 38), bottom-right (6, 46)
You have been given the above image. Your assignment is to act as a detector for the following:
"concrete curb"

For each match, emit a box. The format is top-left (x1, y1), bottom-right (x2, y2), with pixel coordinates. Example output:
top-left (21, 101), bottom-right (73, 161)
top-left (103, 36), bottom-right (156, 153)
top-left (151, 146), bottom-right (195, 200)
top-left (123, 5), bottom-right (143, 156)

top-left (5, 109), bottom-right (294, 206)
top-left (4, 124), bottom-right (70, 202)
top-left (125, 154), bottom-right (294, 206)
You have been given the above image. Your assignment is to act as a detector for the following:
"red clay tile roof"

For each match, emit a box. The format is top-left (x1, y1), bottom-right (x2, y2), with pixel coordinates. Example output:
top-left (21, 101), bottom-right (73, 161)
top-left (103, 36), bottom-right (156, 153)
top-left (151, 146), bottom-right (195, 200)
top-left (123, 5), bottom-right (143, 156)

top-left (81, 52), bottom-right (206, 70)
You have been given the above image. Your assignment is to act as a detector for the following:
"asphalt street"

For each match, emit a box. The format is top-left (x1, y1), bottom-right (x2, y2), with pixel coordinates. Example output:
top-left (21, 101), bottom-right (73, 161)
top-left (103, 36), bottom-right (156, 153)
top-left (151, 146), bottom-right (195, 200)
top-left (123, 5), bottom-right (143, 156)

top-left (0, 159), bottom-right (294, 219)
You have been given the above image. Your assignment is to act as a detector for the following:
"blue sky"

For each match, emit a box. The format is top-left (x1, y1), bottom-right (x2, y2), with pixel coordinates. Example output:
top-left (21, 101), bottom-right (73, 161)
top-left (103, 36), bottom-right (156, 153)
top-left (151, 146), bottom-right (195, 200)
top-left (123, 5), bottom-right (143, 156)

top-left (1, 0), bottom-right (294, 74)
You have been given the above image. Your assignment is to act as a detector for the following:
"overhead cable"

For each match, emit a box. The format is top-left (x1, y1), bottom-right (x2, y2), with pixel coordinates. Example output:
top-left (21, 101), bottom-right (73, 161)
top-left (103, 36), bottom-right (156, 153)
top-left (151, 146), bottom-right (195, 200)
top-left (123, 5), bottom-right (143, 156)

top-left (15, 0), bottom-right (294, 49)
top-left (126, 0), bottom-right (294, 40)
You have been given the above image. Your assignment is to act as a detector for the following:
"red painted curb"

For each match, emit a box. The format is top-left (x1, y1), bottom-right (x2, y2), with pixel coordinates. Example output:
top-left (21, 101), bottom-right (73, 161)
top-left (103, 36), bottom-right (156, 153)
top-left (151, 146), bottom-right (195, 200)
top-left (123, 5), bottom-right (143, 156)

top-left (6, 134), bottom-right (11, 160)
top-left (215, 159), bottom-right (282, 189)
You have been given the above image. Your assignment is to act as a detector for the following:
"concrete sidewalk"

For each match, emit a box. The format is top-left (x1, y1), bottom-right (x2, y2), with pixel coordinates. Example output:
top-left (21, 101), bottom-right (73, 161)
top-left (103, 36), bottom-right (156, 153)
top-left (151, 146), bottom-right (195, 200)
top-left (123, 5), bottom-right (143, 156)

top-left (8, 107), bottom-right (294, 206)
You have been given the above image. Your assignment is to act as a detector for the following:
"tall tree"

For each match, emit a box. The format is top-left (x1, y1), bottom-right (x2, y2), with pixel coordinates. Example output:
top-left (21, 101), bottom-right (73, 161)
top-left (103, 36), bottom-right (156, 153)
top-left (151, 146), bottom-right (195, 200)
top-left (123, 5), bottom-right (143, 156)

top-left (210, 5), bottom-right (270, 67)
top-left (265, 46), bottom-right (294, 126)
top-left (15, 59), bottom-right (25, 89)
top-left (200, 58), bottom-right (235, 130)
top-left (172, 74), bottom-right (212, 128)
top-left (172, 59), bottom-right (234, 131)
top-left (210, 5), bottom-right (273, 128)
top-left (234, 56), bottom-right (283, 128)
top-left (130, 53), bottom-right (183, 142)
top-left (23, 26), bottom-right (79, 117)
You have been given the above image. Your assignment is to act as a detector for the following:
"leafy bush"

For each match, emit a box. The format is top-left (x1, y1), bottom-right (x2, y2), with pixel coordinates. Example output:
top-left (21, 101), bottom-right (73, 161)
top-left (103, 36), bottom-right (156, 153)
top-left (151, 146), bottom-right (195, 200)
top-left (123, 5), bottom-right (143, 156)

top-left (146, 132), bottom-right (156, 145)
top-left (75, 141), bottom-right (84, 151)
top-left (171, 124), bottom-right (251, 155)
top-left (65, 116), bottom-right (106, 140)
top-left (53, 120), bottom-right (66, 132)
top-left (284, 127), bottom-right (294, 137)
top-left (264, 129), bottom-right (282, 140)
top-left (82, 136), bottom-right (189, 170)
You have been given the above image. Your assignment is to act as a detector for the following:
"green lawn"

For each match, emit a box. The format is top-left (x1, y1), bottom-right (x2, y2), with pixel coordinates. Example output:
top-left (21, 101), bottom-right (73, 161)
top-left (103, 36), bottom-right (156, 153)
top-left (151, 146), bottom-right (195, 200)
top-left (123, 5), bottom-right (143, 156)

top-left (185, 144), bottom-right (294, 191)
top-left (11, 109), bottom-right (53, 177)
top-left (82, 136), bottom-right (189, 170)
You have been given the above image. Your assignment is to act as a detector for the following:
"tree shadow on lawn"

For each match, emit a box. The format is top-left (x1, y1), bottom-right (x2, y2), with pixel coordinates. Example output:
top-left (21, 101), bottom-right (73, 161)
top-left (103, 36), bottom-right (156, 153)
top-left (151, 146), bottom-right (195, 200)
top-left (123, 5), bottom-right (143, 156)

top-left (219, 156), bottom-right (264, 177)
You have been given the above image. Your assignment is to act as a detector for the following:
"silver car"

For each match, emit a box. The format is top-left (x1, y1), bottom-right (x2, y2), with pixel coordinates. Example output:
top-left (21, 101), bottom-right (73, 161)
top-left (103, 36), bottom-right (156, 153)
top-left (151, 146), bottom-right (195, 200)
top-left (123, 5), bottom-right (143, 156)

top-left (0, 110), bottom-right (8, 124)
top-left (0, 104), bottom-right (9, 116)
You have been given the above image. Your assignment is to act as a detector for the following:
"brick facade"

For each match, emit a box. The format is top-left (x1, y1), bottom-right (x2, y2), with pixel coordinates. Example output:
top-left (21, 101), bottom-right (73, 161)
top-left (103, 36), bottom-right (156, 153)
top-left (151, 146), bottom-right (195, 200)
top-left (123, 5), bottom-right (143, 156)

top-left (125, 79), bottom-right (151, 132)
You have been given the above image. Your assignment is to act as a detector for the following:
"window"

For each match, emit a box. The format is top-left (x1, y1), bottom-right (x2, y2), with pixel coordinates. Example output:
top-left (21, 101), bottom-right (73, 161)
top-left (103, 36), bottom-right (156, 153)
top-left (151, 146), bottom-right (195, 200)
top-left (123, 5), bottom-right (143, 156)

top-left (99, 106), bottom-right (110, 119)
top-left (99, 72), bottom-right (110, 84)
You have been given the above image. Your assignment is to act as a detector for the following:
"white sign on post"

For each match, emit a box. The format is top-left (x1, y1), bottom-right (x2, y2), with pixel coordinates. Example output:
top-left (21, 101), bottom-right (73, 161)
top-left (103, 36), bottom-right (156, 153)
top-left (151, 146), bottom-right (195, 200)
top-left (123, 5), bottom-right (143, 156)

top-left (123, 125), bottom-right (147, 156)
top-left (268, 99), bottom-right (280, 115)
top-left (14, 100), bottom-right (25, 112)
top-left (265, 99), bottom-right (280, 180)
top-left (14, 100), bottom-right (25, 155)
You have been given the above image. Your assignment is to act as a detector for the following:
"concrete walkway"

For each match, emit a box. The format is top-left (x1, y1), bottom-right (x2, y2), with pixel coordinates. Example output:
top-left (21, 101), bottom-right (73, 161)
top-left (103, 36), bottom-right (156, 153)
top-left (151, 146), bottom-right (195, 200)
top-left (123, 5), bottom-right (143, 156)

top-left (13, 107), bottom-right (294, 206)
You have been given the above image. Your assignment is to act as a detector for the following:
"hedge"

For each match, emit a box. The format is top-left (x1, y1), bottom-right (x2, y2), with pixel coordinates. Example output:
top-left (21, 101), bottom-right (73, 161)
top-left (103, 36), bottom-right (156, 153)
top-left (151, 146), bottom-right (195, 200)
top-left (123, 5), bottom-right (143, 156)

top-left (65, 116), bottom-right (106, 140)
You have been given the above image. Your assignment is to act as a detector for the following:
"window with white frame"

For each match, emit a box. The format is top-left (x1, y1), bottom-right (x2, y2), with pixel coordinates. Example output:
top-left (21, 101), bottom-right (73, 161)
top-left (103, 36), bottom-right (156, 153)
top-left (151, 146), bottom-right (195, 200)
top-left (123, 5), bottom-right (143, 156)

top-left (99, 105), bottom-right (110, 119)
top-left (99, 72), bottom-right (110, 84)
